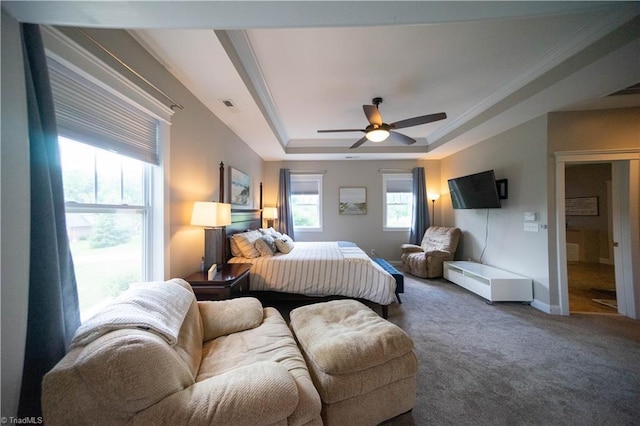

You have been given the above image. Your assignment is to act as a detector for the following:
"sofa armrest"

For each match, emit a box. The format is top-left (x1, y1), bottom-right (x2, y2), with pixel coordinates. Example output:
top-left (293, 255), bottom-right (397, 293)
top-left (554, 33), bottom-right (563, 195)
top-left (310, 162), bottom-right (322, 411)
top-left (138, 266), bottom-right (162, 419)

top-left (198, 297), bottom-right (264, 341)
top-left (129, 361), bottom-right (298, 426)
top-left (400, 244), bottom-right (424, 254)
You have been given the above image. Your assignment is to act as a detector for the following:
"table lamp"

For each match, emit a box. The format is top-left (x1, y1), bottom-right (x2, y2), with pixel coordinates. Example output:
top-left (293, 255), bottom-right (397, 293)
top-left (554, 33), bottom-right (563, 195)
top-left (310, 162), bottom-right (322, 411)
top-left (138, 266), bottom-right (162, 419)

top-left (263, 207), bottom-right (278, 229)
top-left (191, 201), bottom-right (232, 270)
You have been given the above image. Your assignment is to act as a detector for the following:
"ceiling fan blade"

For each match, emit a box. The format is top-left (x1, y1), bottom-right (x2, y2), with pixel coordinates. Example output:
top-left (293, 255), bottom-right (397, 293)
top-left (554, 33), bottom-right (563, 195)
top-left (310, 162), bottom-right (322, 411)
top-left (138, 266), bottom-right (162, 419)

top-left (350, 136), bottom-right (368, 149)
top-left (391, 112), bottom-right (447, 130)
top-left (388, 131), bottom-right (416, 145)
top-left (317, 129), bottom-right (365, 133)
top-left (363, 105), bottom-right (383, 126)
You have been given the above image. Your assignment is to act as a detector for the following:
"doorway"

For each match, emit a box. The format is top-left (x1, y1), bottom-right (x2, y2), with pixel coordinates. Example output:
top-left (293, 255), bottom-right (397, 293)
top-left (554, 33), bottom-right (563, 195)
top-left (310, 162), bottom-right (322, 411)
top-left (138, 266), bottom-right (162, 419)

top-left (565, 163), bottom-right (617, 314)
top-left (555, 149), bottom-right (639, 319)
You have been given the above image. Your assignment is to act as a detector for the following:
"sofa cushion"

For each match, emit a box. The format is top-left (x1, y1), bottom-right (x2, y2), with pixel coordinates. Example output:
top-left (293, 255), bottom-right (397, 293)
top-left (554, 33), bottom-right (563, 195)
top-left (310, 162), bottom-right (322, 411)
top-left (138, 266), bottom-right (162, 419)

top-left (198, 297), bottom-right (264, 341)
top-left (198, 307), bottom-right (321, 425)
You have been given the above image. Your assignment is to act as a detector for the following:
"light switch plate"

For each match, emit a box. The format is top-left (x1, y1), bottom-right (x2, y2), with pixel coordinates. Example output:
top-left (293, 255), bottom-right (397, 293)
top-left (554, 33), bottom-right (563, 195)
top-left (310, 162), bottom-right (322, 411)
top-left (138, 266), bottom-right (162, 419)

top-left (524, 212), bottom-right (537, 221)
top-left (524, 223), bottom-right (539, 232)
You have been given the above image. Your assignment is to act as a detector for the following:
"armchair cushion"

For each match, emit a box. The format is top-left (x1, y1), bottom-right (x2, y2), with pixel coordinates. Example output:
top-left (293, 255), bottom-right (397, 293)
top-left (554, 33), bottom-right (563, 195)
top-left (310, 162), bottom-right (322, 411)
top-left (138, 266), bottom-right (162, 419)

top-left (401, 226), bottom-right (461, 278)
top-left (129, 361), bottom-right (298, 426)
top-left (400, 243), bottom-right (423, 254)
top-left (199, 297), bottom-right (264, 341)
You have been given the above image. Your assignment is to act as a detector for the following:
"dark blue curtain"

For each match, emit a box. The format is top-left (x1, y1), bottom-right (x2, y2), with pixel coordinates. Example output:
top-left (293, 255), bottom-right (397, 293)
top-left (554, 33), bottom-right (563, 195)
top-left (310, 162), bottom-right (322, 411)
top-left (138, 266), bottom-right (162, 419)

top-left (277, 168), bottom-right (295, 239)
top-left (18, 24), bottom-right (81, 418)
top-left (410, 167), bottom-right (429, 245)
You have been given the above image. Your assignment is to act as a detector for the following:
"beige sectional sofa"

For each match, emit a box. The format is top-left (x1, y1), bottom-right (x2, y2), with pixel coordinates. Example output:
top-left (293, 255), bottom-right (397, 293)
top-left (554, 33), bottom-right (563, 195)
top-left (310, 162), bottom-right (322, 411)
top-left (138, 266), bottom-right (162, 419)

top-left (42, 279), bottom-right (322, 425)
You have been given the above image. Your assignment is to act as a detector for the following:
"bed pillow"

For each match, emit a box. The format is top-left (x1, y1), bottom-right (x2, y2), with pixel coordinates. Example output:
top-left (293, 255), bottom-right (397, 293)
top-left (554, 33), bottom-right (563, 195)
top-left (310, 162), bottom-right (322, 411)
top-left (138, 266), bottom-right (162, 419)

top-left (255, 235), bottom-right (277, 256)
top-left (230, 238), bottom-right (241, 257)
top-left (275, 234), bottom-right (295, 254)
top-left (231, 230), bottom-right (262, 258)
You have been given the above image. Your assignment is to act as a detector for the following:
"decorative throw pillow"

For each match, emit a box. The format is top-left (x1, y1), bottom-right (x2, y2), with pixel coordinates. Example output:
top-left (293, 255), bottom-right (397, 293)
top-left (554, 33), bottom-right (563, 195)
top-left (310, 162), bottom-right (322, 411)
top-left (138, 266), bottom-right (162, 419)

top-left (259, 227), bottom-right (283, 239)
top-left (255, 235), bottom-right (277, 256)
top-left (275, 235), bottom-right (295, 254)
top-left (231, 230), bottom-right (262, 258)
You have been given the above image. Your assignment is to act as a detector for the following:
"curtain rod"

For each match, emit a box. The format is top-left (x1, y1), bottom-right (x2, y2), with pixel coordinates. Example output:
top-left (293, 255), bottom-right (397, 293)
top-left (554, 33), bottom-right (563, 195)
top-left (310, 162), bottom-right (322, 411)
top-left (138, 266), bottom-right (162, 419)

top-left (75, 28), bottom-right (184, 111)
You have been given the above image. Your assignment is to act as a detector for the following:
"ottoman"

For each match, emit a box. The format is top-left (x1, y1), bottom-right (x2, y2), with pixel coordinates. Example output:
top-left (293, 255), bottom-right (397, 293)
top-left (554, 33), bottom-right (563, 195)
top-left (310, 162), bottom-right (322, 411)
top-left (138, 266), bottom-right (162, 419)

top-left (290, 300), bottom-right (418, 425)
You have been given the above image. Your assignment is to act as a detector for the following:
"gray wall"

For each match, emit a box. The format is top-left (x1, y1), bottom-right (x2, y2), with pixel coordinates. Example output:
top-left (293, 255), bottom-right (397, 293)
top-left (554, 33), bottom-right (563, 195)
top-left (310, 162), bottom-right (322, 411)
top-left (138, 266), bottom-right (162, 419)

top-left (263, 159), bottom-right (441, 261)
top-left (1, 10), bottom-right (30, 418)
top-left (441, 116), bottom-right (551, 306)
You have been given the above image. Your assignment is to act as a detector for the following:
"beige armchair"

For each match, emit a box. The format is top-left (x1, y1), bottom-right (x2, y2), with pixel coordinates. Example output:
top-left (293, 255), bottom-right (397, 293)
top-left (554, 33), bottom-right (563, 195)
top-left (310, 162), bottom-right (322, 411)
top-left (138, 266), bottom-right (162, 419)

top-left (401, 226), bottom-right (461, 278)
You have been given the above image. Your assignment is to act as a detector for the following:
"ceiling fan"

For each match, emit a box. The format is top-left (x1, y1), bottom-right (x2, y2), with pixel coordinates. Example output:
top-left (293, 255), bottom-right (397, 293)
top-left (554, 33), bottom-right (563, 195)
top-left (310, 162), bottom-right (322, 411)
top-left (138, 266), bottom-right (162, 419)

top-left (317, 97), bottom-right (447, 149)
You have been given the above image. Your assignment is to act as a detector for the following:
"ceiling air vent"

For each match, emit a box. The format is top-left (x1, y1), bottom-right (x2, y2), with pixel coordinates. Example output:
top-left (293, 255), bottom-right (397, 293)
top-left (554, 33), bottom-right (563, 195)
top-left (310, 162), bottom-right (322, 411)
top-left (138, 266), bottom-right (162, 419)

top-left (220, 99), bottom-right (239, 113)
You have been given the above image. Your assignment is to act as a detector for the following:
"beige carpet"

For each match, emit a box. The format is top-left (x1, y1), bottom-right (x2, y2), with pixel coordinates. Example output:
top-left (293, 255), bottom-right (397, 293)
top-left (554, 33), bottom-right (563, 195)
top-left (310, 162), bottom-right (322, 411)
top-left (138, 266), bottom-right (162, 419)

top-left (381, 274), bottom-right (640, 425)
top-left (270, 273), bottom-right (640, 425)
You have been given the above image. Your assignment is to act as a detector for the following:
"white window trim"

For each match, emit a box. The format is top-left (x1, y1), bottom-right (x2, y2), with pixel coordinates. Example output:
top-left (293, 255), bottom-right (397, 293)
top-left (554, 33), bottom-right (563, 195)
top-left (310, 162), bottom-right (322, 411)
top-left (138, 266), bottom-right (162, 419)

top-left (291, 174), bottom-right (323, 233)
top-left (383, 173), bottom-right (413, 232)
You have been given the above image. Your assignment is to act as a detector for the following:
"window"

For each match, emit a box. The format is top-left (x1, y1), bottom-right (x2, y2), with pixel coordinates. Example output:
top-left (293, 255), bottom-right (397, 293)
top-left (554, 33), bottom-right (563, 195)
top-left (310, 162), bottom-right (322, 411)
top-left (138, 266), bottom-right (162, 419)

top-left (383, 174), bottom-right (413, 230)
top-left (60, 137), bottom-right (150, 320)
top-left (291, 174), bottom-right (323, 232)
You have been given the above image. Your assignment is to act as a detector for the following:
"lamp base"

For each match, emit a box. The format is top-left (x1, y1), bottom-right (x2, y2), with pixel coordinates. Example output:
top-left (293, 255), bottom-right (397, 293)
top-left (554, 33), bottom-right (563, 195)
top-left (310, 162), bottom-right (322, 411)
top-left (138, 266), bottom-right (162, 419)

top-left (204, 228), bottom-right (226, 271)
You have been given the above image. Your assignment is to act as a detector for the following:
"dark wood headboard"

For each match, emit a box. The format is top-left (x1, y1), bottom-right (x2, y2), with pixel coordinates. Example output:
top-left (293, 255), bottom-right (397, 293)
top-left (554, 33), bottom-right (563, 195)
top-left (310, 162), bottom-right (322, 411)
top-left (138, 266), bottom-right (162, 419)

top-left (225, 209), bottom-right (262, 260)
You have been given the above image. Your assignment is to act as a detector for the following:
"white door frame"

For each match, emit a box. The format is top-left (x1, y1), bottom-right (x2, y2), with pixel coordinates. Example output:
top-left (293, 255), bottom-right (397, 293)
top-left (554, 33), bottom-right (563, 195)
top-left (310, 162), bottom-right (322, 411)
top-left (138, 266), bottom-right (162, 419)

top-left (555, 149), bottom-right (639, 318)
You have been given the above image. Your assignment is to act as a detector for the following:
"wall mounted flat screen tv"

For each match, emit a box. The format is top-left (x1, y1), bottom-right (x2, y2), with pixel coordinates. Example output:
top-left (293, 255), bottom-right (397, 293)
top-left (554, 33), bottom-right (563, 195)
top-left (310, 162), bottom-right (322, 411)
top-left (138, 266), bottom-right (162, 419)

top-left (448, 170), bottom-right (502, 209)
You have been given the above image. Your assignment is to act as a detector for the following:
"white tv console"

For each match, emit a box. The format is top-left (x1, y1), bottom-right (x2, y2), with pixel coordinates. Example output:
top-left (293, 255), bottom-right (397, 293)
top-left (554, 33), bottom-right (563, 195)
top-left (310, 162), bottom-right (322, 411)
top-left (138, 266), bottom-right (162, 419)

top-left (443, 261), bottom-right (533, 304)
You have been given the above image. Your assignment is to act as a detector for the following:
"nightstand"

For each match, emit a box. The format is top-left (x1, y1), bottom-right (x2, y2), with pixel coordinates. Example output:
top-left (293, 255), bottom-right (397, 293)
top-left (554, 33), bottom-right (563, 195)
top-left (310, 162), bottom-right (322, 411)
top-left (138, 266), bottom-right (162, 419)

top-left (185, 263), bottom-right (251, 301)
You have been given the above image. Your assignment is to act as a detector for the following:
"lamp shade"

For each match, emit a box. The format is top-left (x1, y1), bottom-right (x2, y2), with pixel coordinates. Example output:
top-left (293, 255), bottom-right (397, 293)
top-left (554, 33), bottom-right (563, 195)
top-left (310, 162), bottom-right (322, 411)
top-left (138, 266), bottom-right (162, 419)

top-left (191, 202), bottom-right (232, 227)
top-left (428, 193), bottom-right (441, 202)
top-left (263, 207), bottom-right (278, 220)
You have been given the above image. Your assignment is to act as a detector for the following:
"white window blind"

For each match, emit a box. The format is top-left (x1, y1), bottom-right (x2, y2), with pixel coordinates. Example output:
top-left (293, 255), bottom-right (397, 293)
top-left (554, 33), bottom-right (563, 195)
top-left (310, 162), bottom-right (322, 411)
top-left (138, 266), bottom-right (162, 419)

top-left (47, 57), bottom-right (159, 165)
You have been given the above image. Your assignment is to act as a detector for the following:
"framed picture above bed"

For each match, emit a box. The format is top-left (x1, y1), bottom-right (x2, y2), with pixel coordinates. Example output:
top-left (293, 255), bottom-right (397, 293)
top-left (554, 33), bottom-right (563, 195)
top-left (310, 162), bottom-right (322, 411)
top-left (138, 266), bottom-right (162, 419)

top-left (339, 187), bottom-right (367, 215)
top-left (230, 167), bottom-right (252, 208)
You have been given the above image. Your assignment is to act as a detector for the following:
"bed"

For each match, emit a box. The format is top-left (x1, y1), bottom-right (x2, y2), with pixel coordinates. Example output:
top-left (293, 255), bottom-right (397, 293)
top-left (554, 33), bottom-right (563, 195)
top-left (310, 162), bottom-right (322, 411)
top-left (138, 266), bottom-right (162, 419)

top-left (224, 210), bottom-right (397, 317)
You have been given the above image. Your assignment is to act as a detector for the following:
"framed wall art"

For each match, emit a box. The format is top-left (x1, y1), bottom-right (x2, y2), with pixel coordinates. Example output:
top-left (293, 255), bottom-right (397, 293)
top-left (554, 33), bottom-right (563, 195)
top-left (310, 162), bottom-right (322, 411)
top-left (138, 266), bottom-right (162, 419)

top-left (230, 167), bottom-right (251, 208)
top-left (339, 187), bottom-right (367, 215)
top-left (566, 196), bottom-right (598, 216)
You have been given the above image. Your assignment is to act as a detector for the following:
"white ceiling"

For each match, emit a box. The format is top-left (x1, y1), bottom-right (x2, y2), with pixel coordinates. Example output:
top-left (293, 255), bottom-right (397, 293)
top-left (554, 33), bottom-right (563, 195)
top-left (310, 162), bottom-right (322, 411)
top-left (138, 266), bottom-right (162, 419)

top-left (5, 1), bottom-right (640, 161)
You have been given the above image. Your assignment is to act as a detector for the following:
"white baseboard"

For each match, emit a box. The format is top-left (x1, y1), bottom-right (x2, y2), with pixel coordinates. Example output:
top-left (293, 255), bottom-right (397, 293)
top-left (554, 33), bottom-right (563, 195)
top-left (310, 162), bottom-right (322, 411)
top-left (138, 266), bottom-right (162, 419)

top-left (530, 299), bottom-right (563, 315)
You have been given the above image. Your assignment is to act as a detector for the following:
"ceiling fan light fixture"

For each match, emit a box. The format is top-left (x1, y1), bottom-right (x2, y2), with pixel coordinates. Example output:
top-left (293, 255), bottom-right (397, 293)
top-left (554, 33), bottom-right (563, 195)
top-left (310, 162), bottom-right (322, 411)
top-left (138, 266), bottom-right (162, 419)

top-left (366, 128), bottom-right (389, 142)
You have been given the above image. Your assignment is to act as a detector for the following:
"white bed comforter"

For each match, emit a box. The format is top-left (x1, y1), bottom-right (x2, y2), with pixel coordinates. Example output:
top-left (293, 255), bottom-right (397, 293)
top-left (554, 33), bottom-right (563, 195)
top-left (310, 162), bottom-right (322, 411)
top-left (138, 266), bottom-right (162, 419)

top-left (228, 241), bottom-right (397, 305)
